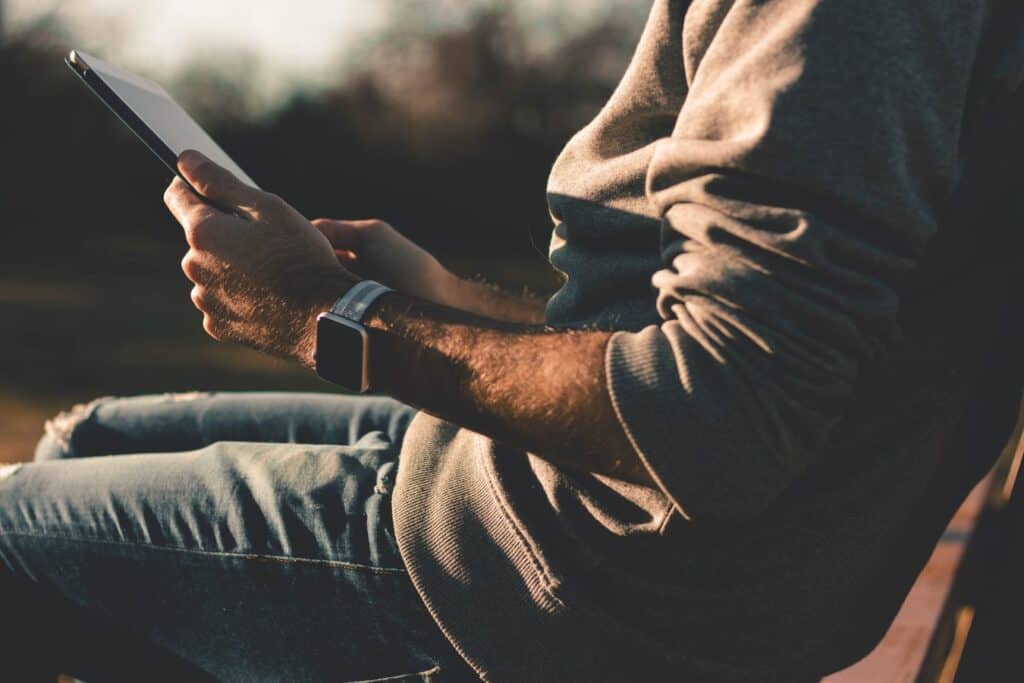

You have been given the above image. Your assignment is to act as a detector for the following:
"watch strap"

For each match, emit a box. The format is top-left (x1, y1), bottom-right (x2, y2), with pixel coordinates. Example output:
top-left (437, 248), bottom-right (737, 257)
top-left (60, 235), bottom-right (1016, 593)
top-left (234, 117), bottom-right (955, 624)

top-left (329, 280), bottom-right (394, 323)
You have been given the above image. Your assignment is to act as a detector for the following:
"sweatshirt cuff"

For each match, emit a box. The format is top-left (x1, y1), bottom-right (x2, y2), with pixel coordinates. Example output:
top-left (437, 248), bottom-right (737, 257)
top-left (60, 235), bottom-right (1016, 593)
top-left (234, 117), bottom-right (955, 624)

top-left (604, 326), bottom-right (787, 522)
top-left (604, 327), bottom-right (697, 519)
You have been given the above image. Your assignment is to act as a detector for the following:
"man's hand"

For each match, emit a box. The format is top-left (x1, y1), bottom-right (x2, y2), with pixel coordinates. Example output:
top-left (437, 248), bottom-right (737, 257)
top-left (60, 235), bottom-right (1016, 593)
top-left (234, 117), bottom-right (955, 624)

top-left (164, 150), bottom-right (355, 366)
top-left (312, 218), bottom-right (456, 304)
top-left (163, 152), bottom-right (648, 488)
top-left (314, 218), bottom-right (547, 324)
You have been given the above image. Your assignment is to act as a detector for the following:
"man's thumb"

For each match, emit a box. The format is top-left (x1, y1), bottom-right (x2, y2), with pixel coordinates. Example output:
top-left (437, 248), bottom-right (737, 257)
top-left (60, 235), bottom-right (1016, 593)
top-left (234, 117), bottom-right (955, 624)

top-left (178, 150), bottom-right (267, 217)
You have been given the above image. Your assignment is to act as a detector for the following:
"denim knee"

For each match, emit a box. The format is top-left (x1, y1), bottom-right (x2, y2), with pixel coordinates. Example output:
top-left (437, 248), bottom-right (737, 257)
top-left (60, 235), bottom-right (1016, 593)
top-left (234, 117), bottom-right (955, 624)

top-left (34, 396), bottom-right (112, 461)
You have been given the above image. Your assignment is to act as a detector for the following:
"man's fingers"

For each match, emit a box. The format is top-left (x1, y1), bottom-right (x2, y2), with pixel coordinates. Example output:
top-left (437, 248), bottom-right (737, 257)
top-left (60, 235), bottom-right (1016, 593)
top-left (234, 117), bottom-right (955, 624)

top-left (313, 220), bottom-right (366, 269)
top-left (311, 218), bottom-right (386, 250)
top-left (177, 150), bottom-right (270, 218)
top-left (180, 249), bottom-right (221, 285)
top-left (165, 177), bottom-right (246, 252)
top-left (311, 219), bottom-right (361, 250)
top-left (334, 249), bottom-right (358, 264)
top-left (164, 177), bottom-right (221, 243)
top-left (164, 176), bottom-right (201, 219)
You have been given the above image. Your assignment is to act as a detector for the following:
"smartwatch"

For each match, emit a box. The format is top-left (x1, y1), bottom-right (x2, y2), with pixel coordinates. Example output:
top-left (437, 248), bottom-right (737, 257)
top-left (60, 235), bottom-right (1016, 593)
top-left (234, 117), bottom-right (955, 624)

top-left (314, 280), bottom-right (394, 392)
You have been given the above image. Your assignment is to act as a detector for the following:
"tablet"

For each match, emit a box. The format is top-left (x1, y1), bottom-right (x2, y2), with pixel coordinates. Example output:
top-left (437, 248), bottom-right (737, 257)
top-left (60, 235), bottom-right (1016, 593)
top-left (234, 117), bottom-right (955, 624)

top-left (66, 49), bottom-right (259, 206)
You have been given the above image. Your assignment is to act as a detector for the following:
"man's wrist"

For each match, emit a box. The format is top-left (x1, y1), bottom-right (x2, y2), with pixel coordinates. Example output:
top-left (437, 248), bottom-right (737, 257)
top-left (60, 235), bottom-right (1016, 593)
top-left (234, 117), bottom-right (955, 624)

top-left (360, 292), bottom-right (429, 397)
top-left (298, 274), bottom-right (359, 369)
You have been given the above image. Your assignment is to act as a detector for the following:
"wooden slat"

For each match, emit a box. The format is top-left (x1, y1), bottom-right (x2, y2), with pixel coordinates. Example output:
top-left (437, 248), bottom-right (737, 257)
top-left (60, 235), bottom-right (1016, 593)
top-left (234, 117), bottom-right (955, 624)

top-left (825, 407), bottom-right (1024, 683)
top-left (822, 477), bottom-right (991, 683)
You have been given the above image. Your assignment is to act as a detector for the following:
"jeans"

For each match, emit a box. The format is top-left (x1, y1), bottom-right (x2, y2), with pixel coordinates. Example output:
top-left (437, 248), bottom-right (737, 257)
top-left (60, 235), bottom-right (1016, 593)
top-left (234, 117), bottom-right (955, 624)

top-left (0, 392), bottom-right (475, 682)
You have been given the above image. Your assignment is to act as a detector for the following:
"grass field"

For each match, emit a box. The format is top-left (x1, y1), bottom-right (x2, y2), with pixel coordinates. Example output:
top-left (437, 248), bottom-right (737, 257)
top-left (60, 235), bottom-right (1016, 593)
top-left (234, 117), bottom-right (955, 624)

top-left (0, 233), bottom-right (560, 464)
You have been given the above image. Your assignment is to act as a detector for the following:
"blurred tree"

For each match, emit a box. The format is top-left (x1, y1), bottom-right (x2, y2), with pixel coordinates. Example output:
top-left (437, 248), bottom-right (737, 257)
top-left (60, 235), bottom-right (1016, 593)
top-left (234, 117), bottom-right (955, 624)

top-left (0, 0), bottom-right (650, 461)
top-left (1, 2), bottom-right (642, 274)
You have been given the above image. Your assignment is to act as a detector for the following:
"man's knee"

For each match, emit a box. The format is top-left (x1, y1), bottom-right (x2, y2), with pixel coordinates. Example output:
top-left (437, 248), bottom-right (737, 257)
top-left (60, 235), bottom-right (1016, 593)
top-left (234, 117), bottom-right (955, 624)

top-left (34, 392), bottom-right (215, 462)
top-left (35, 396), bottom-right (114, 461)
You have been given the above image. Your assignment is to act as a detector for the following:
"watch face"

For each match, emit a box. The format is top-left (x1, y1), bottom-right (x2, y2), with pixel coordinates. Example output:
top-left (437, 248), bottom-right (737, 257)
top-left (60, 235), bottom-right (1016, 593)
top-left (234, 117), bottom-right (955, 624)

top-left (315, 314), bottom-right (369, 392)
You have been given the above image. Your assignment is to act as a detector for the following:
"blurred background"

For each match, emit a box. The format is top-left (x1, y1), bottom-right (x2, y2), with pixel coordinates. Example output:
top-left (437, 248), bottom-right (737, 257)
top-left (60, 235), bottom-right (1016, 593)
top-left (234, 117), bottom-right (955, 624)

top-left (0, 0), bottom-right (649, 462)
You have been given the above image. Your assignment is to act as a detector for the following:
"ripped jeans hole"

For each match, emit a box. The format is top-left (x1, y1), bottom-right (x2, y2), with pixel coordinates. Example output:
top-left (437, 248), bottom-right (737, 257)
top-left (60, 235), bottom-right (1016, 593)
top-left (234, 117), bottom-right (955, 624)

top-left (0, 463), bottom-right (23, 480)
top-left (44, 392), bottom-right (213, 452)
top-left (373, 461), bottom-right (397, 496)
top-left (43, 396), bottom-right (115, 452)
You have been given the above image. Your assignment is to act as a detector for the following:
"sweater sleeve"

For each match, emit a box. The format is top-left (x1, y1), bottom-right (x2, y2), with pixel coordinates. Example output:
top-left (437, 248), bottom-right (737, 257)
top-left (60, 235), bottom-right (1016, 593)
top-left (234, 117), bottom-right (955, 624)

top-left (606, 0), bottom-right (983, 522)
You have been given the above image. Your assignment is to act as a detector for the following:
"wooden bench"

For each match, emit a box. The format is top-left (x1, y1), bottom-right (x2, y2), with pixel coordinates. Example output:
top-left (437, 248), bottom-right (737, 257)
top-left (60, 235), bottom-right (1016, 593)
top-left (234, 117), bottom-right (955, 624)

top-left (824, 414), bottom-right (1024, 682)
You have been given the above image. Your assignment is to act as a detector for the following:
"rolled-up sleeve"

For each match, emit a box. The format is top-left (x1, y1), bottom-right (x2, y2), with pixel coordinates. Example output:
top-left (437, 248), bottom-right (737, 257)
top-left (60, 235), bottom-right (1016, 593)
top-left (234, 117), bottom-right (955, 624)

top-left (607, 0), bottom-right (983, 522)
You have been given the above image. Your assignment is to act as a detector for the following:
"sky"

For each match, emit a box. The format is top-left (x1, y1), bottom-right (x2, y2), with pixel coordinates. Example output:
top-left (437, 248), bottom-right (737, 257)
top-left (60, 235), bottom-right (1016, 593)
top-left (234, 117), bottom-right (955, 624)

top-left (7, 0), bottom-right (626, 109)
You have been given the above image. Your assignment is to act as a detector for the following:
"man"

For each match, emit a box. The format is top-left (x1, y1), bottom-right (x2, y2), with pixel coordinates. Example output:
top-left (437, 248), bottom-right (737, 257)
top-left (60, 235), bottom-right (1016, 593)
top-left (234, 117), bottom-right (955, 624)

top-left (4, 0), bottom-right (1023, 680)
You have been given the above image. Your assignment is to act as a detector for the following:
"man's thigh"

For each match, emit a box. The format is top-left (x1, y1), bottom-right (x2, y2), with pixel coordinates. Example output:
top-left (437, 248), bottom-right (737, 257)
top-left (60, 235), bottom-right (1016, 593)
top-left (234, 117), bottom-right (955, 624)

top-left (36, 391), bottom-right (419, 461)
top-left (0, 439), bottom-right (467, 682)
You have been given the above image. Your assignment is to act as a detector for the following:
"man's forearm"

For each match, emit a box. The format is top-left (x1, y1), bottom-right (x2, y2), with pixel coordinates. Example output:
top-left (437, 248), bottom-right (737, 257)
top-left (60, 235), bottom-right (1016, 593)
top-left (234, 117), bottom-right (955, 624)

top-left (444, 277), bottom-right (548, 324)
top-left (164, 151), bottom-right (647, 484)
top-left (364, 293), bottom-right (654, 486)
top-left (163, 152), bottom-right (647, 485)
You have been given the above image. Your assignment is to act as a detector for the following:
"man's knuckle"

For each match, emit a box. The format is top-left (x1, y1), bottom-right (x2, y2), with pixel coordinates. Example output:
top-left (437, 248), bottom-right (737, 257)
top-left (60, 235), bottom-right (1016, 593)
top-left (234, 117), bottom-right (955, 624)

top-left (202, 315), bottom-right (221, 340)
top-left (180, 253), bottom-right (197, 280)
top-left (190, 285), bottom-right (206, 309)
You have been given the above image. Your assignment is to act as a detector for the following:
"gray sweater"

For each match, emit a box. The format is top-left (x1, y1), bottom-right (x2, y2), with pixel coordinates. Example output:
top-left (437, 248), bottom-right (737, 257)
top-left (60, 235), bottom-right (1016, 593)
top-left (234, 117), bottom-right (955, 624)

top-left (394, 1), bottom-right (1024, 680)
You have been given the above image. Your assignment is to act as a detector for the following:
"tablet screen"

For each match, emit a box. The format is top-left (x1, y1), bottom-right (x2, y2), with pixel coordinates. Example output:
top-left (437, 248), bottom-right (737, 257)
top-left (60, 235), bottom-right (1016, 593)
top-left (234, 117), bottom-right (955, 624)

top-left (70, 50), bottom-right (258, 189)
